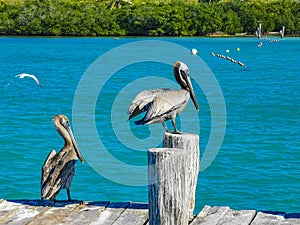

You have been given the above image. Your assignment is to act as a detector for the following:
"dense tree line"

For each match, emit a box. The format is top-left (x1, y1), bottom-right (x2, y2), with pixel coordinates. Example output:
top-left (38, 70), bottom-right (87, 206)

top-left (0, 0), bottom-right (299, 36)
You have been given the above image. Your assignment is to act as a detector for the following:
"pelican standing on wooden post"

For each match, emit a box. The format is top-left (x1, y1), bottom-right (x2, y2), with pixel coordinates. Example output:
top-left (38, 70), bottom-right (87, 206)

top-left (41, 114), bottom-right (84, 202)
top-left (127, 61), bottom-right (199, 133)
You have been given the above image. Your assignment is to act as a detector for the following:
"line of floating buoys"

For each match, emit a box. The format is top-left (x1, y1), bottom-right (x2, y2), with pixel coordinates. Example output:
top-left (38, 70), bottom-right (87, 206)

top-left (257, 38), bottom-right (280, 48)
top-left (211, 52), bottom-right (247, 68)
top-left (261, 37), bottom-right (281, 42)
top-left (268, 39), bottom-right (280, 43)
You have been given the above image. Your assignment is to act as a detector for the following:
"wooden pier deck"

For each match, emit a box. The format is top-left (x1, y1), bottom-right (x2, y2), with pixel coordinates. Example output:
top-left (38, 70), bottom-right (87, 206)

top-left (0, 199), bottom-right (299, 225)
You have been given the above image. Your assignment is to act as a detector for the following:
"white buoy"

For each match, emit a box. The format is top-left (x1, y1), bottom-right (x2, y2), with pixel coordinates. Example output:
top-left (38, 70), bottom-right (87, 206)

top-left (191, 48), bottom-right (198, 55)
top-left (226, 49), bottom-right (230, 53)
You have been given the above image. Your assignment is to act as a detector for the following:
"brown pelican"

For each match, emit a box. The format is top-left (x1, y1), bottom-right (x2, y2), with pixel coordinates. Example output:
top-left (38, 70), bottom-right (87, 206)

top-left (41, 114), bottom-right (84, 202)
top-left (127, 61), bottom-right (199, 133)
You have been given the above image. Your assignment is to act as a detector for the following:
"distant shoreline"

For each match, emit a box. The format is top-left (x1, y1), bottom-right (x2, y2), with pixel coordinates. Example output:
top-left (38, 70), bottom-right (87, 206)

top-left (1, 0), bottom-right (299, 37)
top-left (1, 34), bottom-right (298, 38)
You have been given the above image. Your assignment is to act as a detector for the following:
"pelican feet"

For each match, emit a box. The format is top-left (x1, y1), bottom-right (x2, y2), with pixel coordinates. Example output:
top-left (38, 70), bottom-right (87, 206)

top-left (170, 130), bottom-right (183, 134)
top-left (162, 121), bottom-right (183, 134)
top-left (171, 119), bottom-right (182, 134)
top-left (165, 130), bottom-right (182, 134)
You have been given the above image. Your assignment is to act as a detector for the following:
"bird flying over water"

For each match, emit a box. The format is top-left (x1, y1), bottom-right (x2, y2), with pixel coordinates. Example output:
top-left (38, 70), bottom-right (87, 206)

top-left (15, 73), bottom-right (42, 87)
top-left (41, 114), bottom-right (84, 202)
top-left (127, 61), bottom-right (199, 134)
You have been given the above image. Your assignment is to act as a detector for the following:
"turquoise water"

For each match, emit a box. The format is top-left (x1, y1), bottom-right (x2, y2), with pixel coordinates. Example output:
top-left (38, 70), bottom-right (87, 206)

top-left (0, 37), bottom-right (299, 213)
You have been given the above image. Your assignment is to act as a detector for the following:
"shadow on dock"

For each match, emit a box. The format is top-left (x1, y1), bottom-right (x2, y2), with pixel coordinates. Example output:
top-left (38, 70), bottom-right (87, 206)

top-left (6, 199), bottom-right (148, 209)
top-left (261, 210), bottom-right (300, 219)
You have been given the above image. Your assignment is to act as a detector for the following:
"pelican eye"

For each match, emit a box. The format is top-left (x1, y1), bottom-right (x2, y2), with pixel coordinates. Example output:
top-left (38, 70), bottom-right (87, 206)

top-left (180, 69), bottom-right (189, 76)
top-left (61, 120), bottom-right (70, 128)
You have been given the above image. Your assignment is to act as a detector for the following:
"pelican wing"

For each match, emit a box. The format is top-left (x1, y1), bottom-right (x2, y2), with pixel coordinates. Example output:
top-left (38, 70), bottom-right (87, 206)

top-left (128, 88), bottom-right (170, 120)
top-left (41, 150), bottom-right (72, 200)
top-left (41, 150), bottom-right (57, 185)
top-left (142, 90), bottom-right (189, 124)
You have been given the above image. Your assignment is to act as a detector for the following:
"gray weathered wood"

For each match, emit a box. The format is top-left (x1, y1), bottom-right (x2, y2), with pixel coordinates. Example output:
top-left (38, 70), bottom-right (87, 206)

top-left (148, 147), bottom-right (189, 225)
top-left (0, 200), bottom-right (23, 221)
top-left (90, 202), bottom-right (130, 225)
top-left (27, 203), bottom-right (78, 225)
top-left (112, 203), bottom-right (148, 225)
top-left (62, 201), bottom-right (109, 225)
top-left (4, 206), bottom-right (41, 225)
top-left (0, 200), bottom-right (46, 225)
top-left (0, 200), bottom-right (300, 225)
top-left (284, 212), bottom-right (300, 225)
top-left (217, 209), bottom-right (256, 225)
top-left (190, 206), bottom-right (231, 225)
top-left (251, 211), bottom-right (286, 225)
top-left (163, 132), bottom-right (200, 219)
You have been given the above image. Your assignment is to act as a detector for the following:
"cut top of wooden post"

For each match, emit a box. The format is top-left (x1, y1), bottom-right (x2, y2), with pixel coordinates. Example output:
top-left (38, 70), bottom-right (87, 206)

top-left (163, 132), bottom-right (199, 150)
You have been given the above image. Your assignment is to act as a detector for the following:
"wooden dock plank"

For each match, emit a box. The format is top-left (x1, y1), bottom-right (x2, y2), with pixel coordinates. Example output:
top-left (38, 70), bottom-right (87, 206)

top-left (26, 202), bottom-right (79, 225)
top-left (89, 202), bottom-right (130, 225)
top-left (217, 209), bottom-right (256, 225)
top-left (112, 203), bottom-right (148, 225)
top-left (285, 214), bottom-right (300, 225)
top-left (4, 205), bottom-right (41, 225)
top-left (0, 200), bottom-right (46, 225)
top-left (0, 200), bottom-right (299, 225)
top-left (190, 205), bottom-right (230, 225)
top-left (62, 201), bottom-right (109, 225)
top-left (251, 211), bottom-right (286, 225)
top-left (0, 200), bottom-right (21, 221)
top-left (251, 211), bottom-right (300, 225)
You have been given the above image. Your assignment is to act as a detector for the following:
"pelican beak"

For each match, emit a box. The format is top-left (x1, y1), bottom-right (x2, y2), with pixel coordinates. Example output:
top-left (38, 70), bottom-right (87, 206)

top-left (182, 71), bottom-right (199, 111)
top-left (64, 122), bottom-right (84, 163)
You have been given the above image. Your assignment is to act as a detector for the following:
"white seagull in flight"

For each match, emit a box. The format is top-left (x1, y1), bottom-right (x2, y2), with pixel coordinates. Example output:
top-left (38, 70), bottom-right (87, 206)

top-left (15, 73), bottom-right (43, 88)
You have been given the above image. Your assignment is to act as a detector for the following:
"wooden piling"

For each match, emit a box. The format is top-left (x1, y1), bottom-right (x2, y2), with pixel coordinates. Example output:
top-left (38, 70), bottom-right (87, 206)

top-left (163, 132), bottom-right (200, 219)
top-left (148, 133), bottom-right (200, 225)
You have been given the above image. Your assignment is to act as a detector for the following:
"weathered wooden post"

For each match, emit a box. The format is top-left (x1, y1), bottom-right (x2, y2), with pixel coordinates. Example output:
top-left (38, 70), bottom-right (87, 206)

top-left (148, 133), bottom-right (200, 225)
top-left (163, 133), bottom-right (200, 219)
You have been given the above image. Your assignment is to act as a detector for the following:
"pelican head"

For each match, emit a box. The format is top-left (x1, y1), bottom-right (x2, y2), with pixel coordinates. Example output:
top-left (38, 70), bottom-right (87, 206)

top-left (53, 114), bottom-right (84, 163)
top-left (174, 61), bottom-right (199, 111)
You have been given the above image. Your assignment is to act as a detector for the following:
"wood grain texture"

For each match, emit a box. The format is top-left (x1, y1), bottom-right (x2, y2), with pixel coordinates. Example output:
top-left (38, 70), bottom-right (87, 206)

top-left (163, 132), bottom-right (200, 219)
top-left (148, 147), bottom-right (189, 225)
top-left (0, 200), bottom-right (299, 225)
top-left (90, 202), bottom-right (131, 225)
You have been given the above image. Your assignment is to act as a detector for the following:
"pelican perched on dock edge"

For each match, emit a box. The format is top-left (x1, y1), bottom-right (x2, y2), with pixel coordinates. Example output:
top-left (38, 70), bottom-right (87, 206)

top-left (41, 114), bottom-right (84, 202)
top-left (127, 61), bottom-right (199, 133)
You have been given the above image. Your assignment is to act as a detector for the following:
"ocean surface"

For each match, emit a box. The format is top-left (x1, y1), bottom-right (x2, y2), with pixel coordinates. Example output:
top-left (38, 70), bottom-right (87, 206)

top-left (0, 36), bottom-right (299, 213)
